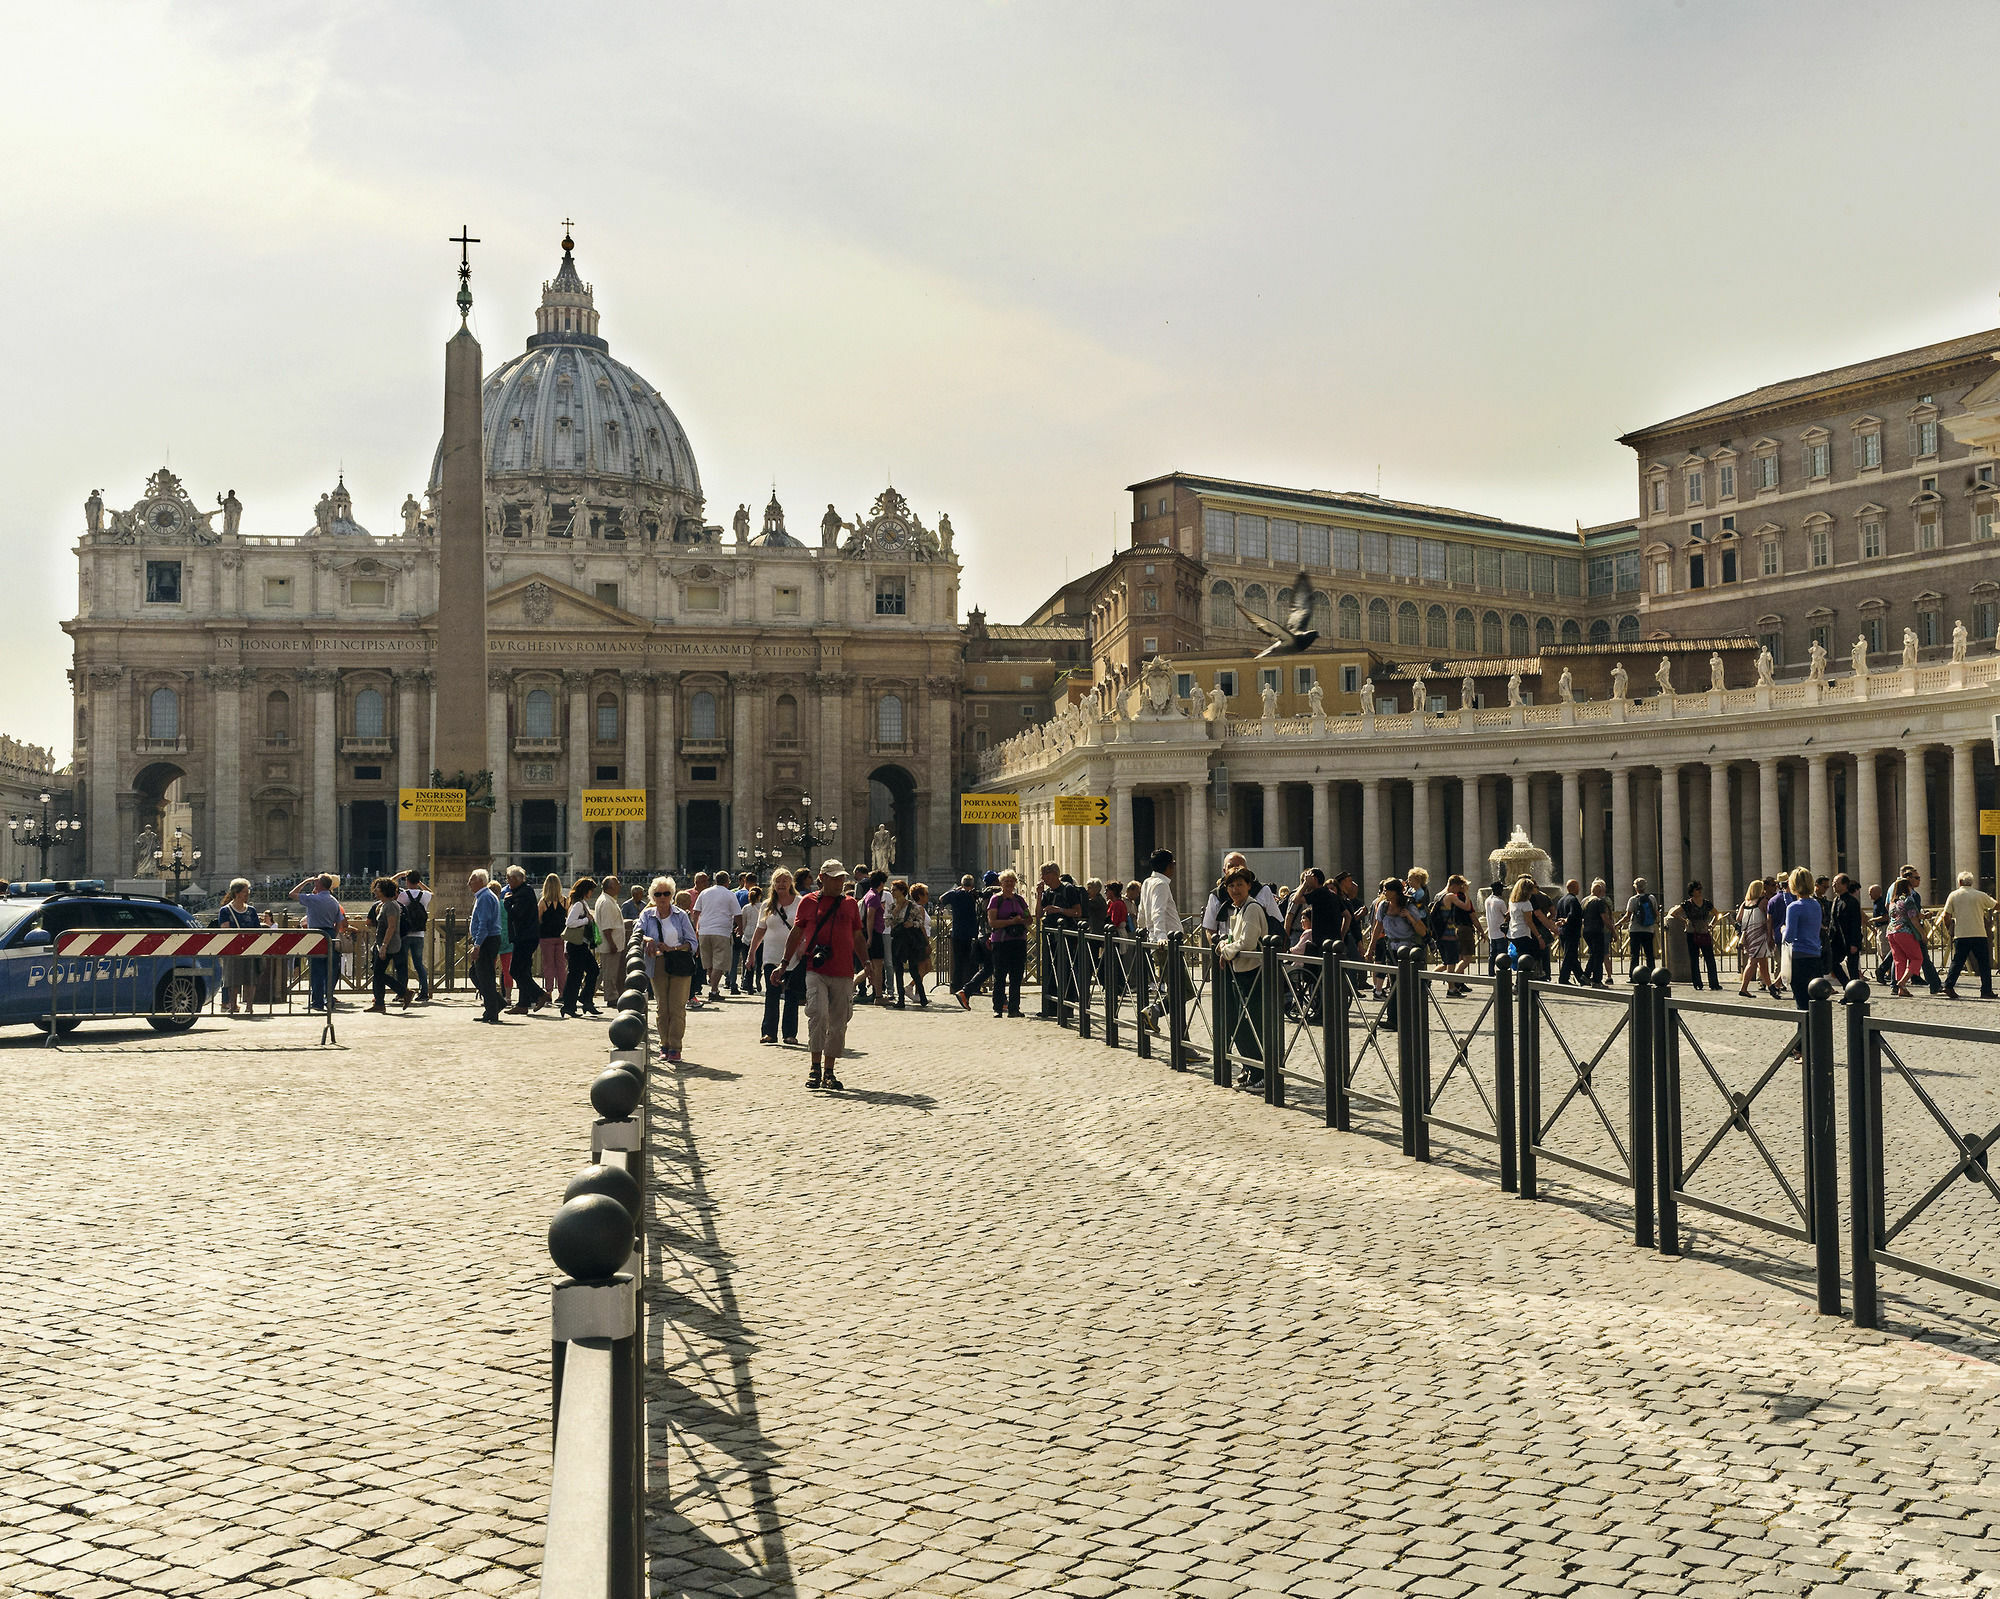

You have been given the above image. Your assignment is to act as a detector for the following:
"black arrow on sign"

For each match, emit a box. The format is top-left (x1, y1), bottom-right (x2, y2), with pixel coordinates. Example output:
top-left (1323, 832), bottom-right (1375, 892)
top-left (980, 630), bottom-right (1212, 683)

top-left (400, 799), bottom-right (415, 812)
top-left (1093, 797), bottom-right (1109, 824)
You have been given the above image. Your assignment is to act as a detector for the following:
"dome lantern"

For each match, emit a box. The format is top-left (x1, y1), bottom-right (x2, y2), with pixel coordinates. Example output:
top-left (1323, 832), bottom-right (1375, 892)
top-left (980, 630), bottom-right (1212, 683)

top-left (529, 224), bottom-right (604, 353)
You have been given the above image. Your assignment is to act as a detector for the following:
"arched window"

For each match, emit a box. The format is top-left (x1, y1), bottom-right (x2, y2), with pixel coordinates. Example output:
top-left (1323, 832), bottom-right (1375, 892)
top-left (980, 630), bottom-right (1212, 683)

top-left (525, 689), bottom-right (555, 738)
top-left (1561, 619), bottom-right (1582, 646)
top-left (148, 686), bottom-right (179, 740)
top-left (689, 691), bottom-right (718, 741)
top-left (1243, 583), bottom-right (1269, 617)
top-left (1397, 600), bottom-right (1420, 645)
top-left (354, 688), bottom-right (385, 738)
top-left (1368, 597), bottom-right (1391, 643)
top-left (1481, 612), bottom-right (1503, 654)
top-left (1310, 591), bottom-right (1332, 633)
top-left (1534, 617), bottom-right (1555, 652)
top-left (595, 693), bottom-right (619, 743)
top-left (1454, 608), bottom-right (1475, 652)
top-left (1588, 618), bottom-right (1611, 645)
top-left (1274, 587), bottom-right (1293, 619)
top-left (775, 693), bottom-right (799, 742)
top-left (264, 689), bottom-right (291, 742)
top-left (878, 693), bottom-right (904, 744)
top-left (1508, 614), bottom-right (1530, 655)
top-left (1338, 594), bottom-right (1361, 640)
top-left (1426, 605), bottom-right (1448, 649)
top-left (1616, 614), bottom-right (1640, 644)
top-left (1209, 581), bottom-right (1235, 629)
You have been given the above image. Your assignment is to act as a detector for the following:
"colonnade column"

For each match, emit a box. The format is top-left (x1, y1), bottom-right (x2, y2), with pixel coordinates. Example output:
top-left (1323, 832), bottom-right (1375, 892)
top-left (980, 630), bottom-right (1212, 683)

top-left (1262, 783), bottom-right (1281, 852)
top-left (564, 670), bottom-right (590, 870)
top-left (1904, 746), bottom-right (1931, 884)
top-left (1510, 773), bottom-right (1529, 844)
top-left (816, 673), bottom-right (845, 862)
top-left (1708, 762), bottom-right (1731, 900)
top-left (1953, 742), bottom-right (1980, 891)
top-left (1609, 767), bottom-right (1632, 898)
top-left (1410, 777), bottom-right (1432, 875)
top-left (1659, 764), bottom-right (1682, 905)
top-left (210, 667), bottom-right (243, 876)
top-left (394, 669), bottom-right (422, 868)
top-left (653, 675), bottom-right (677, 871)
top-left (1854, 750), bottom-right (1881, 895)
top-left (87, 667), bottom-right (123, 880)
top-left (1808, 754), bottom-right (1833, 878)
top-left (1582, 774), bottom-right (1603, 883)
top-left (730, 677), bottom-right (758, 869)
top-left (1109, 779), bottom-right (1133, 885)
top-left (1460, 776), bottom-right (1482, 886)
top-left (622, 671), bottom-right (649, 871)
top-left (1186, 779), bottom-right (1210, 888)
top-left (1559, 769), bottom-right (1580, 884)
top-left (1757, 758), bottom-right (1782, 876)
top-left (486, 671), bottom-right (510, 859)
top-left (927, 680), bottom-right (955, 880)
top-left (1361, 778), bottom-right (1385, 891)
top-left (1311, 781), bottom-right (1332, 874)
top-left (1687, 764), bottom-right (1710, 899)
top-left (306, 668), bottom-right (338, 871)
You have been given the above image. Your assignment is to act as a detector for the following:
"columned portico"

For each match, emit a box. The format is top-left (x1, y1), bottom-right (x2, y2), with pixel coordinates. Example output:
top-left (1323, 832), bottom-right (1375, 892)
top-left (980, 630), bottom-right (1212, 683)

top-left (1905, 746), bottom-right (1931, 885)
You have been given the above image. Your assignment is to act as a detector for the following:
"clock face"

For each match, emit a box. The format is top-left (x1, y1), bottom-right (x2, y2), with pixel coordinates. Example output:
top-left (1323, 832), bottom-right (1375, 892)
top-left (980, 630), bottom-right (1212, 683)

top-left (147, 501), bottom-right (183, 533)
top-left (876, 518), bottom-right (908, 550)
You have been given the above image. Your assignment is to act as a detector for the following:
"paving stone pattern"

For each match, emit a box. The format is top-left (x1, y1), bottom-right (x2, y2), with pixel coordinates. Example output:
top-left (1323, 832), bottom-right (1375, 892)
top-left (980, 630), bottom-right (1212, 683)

top-left (0, 1002), bottom-right (598, 1597)
top-left (654, 981), bottom-right (2000, 1599)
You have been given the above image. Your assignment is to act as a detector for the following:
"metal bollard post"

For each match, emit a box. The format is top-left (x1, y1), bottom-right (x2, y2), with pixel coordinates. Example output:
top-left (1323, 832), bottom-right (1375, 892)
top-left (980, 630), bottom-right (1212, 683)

top-left (1395, 951), bottom-right (1417, 1158)
top-left (1629, 964), bottom-right (1655, 1250)
top-left (1166, 932), bottom-right (1187, 1072)
top-left (1494, 954), bottom-right (1517, 1190)
top-left (1843, 980), bottom-right (1879, 1329)
top-left (1410, 951), bottom-right (1431, 1160)
top-left (1262, 937), bottom-right (1284, 1108)
top-left (1131, 936), bottom-right (1151, 1060)
top-left (1326, 948), bottom-right (1349, 1131)
top-left (1078, 932), bottom-right (1093, 1041)
top-left (1805, 977), bottom-right (1842, 1316)
top-left (1103, 936), bottom-right (1120, 1050)
top-left (1517, 975), bottom-right (1540, 1200)
top-left (1211, 942), bottom-right (1230, 1088)
top-left (1650, 967), bottom-right (1680, 1256)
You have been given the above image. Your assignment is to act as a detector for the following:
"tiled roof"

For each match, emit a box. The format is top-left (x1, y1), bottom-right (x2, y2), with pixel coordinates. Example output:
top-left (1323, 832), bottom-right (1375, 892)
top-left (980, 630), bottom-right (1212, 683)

top-left (985, 623), bottom-right (1085, 642)
top-left (1127, 473), bottom-right (1576, 543)
top-left (1622, 328), bottom-right (2000, 442)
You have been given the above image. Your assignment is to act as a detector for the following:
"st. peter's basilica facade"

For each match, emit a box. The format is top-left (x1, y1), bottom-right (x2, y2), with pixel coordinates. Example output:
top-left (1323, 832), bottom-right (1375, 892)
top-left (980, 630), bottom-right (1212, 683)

top-left (65, 236), bottom-right (964, 889)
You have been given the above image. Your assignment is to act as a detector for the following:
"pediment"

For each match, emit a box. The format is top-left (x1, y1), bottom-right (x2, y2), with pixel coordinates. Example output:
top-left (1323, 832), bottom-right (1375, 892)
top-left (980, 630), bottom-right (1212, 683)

top-left (488, 575), bottom-right (647, 629)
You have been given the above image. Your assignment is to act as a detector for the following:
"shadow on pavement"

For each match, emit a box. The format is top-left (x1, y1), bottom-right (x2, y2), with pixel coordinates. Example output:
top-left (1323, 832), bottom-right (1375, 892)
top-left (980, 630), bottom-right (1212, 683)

top-left (646, 1062), bottom-right (795, 1598)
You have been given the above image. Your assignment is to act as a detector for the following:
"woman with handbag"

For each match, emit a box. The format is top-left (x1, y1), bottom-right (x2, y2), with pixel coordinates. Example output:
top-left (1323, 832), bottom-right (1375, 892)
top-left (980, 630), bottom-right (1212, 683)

top-left (366, 875), bottom-right (411, 1013)
top-left (886, 879), bottom-right (929, 1009)
top-left (641, 876), bottom-right (699, 1062)
top-left (755, 870), bottom-right (803, 1044)
top-left (559, 876), bottom-right (604, 1018)
top-left (1216, 868), bottom-right (1271, 1090)
top-left (985, 870), bottom-right (1031, 1018)
top-left (536, 873), bottom-right (568, 1003)
top-left (216, 877), bottom-right (265, 1015)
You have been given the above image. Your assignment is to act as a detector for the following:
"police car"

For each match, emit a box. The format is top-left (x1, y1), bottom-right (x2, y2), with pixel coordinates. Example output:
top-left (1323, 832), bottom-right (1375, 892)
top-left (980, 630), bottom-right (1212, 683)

top-left (0, 883), bottom-right (218, 1035)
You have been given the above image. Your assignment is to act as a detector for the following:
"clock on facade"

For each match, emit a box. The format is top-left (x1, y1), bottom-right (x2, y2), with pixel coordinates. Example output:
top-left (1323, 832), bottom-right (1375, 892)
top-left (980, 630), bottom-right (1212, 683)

top-left (147, 501), bottom-right (184, 534)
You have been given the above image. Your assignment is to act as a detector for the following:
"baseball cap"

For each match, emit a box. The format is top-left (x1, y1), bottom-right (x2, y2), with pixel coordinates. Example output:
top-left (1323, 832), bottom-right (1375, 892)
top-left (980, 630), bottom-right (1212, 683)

top-left (818, 859), bottom-right (849, 879)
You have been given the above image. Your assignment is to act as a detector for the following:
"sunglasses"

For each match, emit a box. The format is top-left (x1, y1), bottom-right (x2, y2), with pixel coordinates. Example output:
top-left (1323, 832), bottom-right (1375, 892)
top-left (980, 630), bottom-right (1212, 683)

top-left (651, 891), bottom-right (673, 899)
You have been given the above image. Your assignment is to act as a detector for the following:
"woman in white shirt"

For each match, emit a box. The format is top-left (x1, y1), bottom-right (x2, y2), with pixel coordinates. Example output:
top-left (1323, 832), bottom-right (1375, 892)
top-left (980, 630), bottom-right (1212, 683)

top-left (754, 869), bottom-right (802, 1045)
top-left (559, 877), bottom-right (604, 1018)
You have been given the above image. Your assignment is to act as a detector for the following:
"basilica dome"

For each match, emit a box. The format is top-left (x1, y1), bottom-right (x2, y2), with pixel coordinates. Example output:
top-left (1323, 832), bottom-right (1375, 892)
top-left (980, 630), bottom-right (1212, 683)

top-left (428, 234), bottom-right (701, 525)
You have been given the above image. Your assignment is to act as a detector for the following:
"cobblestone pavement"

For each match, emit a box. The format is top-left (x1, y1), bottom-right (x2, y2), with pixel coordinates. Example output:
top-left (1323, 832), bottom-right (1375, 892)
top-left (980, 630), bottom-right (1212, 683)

top-left (653, 980), bottom-right (2000, 1599)
top-left (0, 996), bottom-right (600, 1597)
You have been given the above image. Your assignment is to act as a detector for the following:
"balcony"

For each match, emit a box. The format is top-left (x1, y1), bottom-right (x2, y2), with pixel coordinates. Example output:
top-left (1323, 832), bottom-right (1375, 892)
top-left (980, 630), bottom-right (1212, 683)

top-left (260, 734), bottom-right (292, 750)
top-left (679, 736), bottom-right (727, 756)
top-left (514, 736), bottom-right (564, 756)
top-left (340, 736), bottom-right (393, 756)
top-left (137, 737), bottom-right (188, 755)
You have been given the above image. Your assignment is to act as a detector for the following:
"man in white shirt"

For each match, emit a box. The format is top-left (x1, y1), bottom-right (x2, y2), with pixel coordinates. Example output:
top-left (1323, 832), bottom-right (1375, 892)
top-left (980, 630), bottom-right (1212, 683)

top-left (1200, 852), bottom-right (1282, 937)
top-left (1484, 880), bottom-right (1509, 974)
top-left (1942, 870), bottom-right (1997, 999)
top-left (594, 875), bottom-right (627, 965)
top-left (1136, 849), bottom-right (1181, 1033)
top-left (693, 870), bottom-right (742, 1001)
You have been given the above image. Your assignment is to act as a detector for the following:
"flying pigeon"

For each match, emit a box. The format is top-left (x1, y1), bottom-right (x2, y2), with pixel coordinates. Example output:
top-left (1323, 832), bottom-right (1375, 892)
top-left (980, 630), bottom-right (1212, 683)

top-left (1238, 571), bottom-right (1320, 658)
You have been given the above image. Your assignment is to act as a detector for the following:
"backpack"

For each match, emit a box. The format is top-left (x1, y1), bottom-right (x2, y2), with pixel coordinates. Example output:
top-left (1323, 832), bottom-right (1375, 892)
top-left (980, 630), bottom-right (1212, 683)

top-left (399, 890), bottom-right (428, 934)
top-left (1632, 896), bottom-right (1656, 929)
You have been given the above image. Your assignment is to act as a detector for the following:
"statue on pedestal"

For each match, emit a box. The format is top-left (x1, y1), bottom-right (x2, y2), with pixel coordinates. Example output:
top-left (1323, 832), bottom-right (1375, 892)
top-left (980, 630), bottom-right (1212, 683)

top-left (1306, 681), bottom-right (1324, 717)
top-left (733, 503), bottom-right (751, 543)
top-left (84, 489), bottom-right (103, 535)
top-left (1756, 647), bottom-right (1776, 686)
top-left (1654, 656), bottom-right (1672, 697)
top-left (1558, 667), bottom-right (1574, 704)
top-left (1360, 677), bottom-right (1376, 711)
top-left (1410, 671), bottom-right (1427, 713)
top-left (132, 825), bottom-right (158, 878)
top-left (1206, 685), bottom-right (1227, 722)
top-left (1953, 618), bottom-right (1969, 662)
top-left (938, 512), bottom-right (955, 556)
top-left (1808, 641), bottom-right (1827, 682)
top-left (821, 504), bottom-right (843, 549)
top-left (1507, 672), bottom-right (1523, 707)
top-left (1260, 682), bottom-right (1278, 718)
top-left (1902, 627), bottom-right (1920, 669)
top-left (217, 489), bottom-right (242, 537)
top-left (1610, 661), bottom-right (1627, 700)
top-left (1709, 651), bottom-right (1726, 692)
top-left (401, 494), bottom-right (422, 535)
top-left (870, 823), bottom-right (896, 875)
top-left (1461, 674), bottom-right (1475, 711)
top-left (1852, 635), bottom-right (1871, 678)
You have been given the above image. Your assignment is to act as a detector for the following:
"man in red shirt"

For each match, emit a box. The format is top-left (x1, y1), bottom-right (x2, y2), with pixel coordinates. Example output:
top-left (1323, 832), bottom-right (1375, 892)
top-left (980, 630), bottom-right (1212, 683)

top-left (781, 859), bottom-right (870, 1090)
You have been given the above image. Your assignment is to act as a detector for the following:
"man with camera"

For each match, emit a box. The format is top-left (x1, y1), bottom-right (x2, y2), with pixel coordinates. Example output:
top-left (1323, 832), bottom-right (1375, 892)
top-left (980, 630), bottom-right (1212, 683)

top-left (780, 859), bottom-right (870, 1091)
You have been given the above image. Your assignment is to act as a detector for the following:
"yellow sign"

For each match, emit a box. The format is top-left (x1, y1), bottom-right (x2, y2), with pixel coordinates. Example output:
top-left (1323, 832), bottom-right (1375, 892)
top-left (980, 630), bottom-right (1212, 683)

top-left (961, 793), bottom-right (1021, 825)
top-left (581, 788), bottom-right (648, 823)
top-left (1053, 794), bottom-right (1111, 827)
top-left (399, 787), bottom-right (466, 822)
top-left (1983, 809), bottom-right (2000, 836)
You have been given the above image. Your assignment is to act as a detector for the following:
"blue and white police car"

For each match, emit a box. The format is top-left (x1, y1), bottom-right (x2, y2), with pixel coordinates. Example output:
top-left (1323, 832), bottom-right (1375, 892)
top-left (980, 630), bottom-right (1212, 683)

top-left (0, 883), bottom-right (218, 1035)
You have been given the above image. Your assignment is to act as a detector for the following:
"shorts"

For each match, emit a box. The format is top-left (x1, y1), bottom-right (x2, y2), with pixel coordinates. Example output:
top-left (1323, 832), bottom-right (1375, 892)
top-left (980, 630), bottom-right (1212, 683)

top-left (698, 934), bottom-right (734, 981)
top-left (868, 930), bottom-right (885, 961)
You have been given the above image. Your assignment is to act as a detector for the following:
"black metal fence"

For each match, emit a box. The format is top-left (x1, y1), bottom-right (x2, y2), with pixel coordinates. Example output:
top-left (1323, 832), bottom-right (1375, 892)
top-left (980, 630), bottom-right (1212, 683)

top-left (1038, 926), bottom-right (2000, 1338)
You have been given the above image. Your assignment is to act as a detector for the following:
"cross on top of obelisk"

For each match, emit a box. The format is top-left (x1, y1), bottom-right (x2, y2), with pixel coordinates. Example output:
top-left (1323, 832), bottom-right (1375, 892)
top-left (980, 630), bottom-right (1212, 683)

top-left (450, 225), bottom-right (480, 323)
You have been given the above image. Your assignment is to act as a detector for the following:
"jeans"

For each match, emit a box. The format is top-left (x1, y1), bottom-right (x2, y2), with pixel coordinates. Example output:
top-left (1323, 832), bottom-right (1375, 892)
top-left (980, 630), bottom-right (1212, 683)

top-left (954, 937), bottom-right (990, 996)
top-left (1945, 937), bottom-right (1994, 995)
top-left (307, 951), bottom-right (334, 1010)
top-left (400, 933), bottom-right (429, 998)
top-left (762, 963), bottom-right (801, 1040)
top-left (372, 949), bottom-right (408, 1006)
top-left (560, 943), bottom-right (600, 1013)
top-left (1583, 932), bottom-right (1609, 985)
top-left (1790, 952), bottom-right (1824, 1011)
top-left (1557, 936), bottom-right (1584, 986)
top-left (472, 936), bottom-right (504, 1019)
top-left (992, 939), bottom-right (1027, 1015)
top-left (1685, 934), bottom-right (1718, 989)
top-left (1627, 931), bottom-right (1654, 976)
top-left (512, 941), bottom-right (546, 1009)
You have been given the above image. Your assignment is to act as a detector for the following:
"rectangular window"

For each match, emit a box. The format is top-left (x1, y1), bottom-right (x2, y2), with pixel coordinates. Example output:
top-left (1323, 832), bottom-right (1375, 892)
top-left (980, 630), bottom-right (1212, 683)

top-left (1918, 610), bottom-right (1942, 648)
top-left (596, 703), bottom-right (618, 742)
top-left (1721, 549), bottom-right (1738, 584)
top-left (1587, 554), bottom-right (1614, 596)
top-left (1653, 559), bottom-right (1671, 594)
top-left (686, 583), bottom-right (721, 611)
top-left (1141, 636), bottom-right (1158, 654)
top-left (1917, 513), bottom-right (1940, 551)
top-left (875, 577), bottom-right (906, 615)
top-left (350, 578), bottom-right (387, 606)
top-left (1911, 418), bottom-right (1939, 457)
top-left (1529, 553), bottom-right (1555, 594)
top-left (1238, 515), bottom-right (1268, 561)
top-left (1556, 556), bottom-right (1581, 597)
top-left (973, 674), bottom-right (988, 688)
top-left (1809, 530), bottom-right (1830, 568)
top-left (1759, 627), bottom-right (1784, 663)
top-left (1216, 670), bottom-right (1238, 698)
top-left (1019, 704), bottom-right (1036, 718)
top-left (1389, 534), bottom-right (1419, 577)
top-left (1976, 602), bottom-right (1998, 641)
top-left (1685, 470), bottom-right (1704, 506)
top-left (1689, 520), bottom-right (1704, 541)
top-left (1810, 620), bottom-right (1831, 654)
top-left (1758, 454), bottom-right (1779, 490)
top-left (1863, 617), bottom-right (1884, 653)
top-left (1806, 440), bottom-right (1829, 479)
top-left (1718, 462), bottom-right (1736, 498)
top-left (1202, 508), bottom-right (1235, 558)
top-left (1719, 514), bottom-right (1736, 532)
top-left (353, 764), bottom-right (383, 782)
top-left (594, 581), bottom-right (620, 607)
top-left (773, 584), bottom-right (800, 615)
top-left (1301, 523), bottom-right (1331, 568)
top-left (1258, 668), bottom-right (1279, 695)
top-left (1420, 539), bottom-right (1448, 582)
top-left (1294, 666), bottom-right (1316, 692)
top-left (1476, 548), bottom-right (1503, 589)
top-left (263, 575), bottom-right (292, 608)
top-left (1270, 519), bottom-right (1299, 565)
top-left (1175, 673), bottom-right (1195, 699)
top-left (1502, 551), bottom-right (1529, 591)
top-left (972, 703), bottom-right (988, 718)
top-left (1650, 478), bottom-right (1667, 513)
top-left (1360, 530), bottom-right (1389, 573)
top-left (1854, 431), bottom-right (1881, 469)
top-left (1976, 509), bottom-right (1996, 542)
top-left (145, 560), bottom-right (182, 604)
top-left (1922, 475), bottom-right (1938, 492)
top-left (1615, 551), bottom-right (1640, 591)
top-left (1019, 674), bottom-right (1035, 688)
top-left (1332, 527), bottom-right (1360, 570)
top-left (1862, 521), bottom-right (1882, 559)
top-left (1339, 666), bottom-right (1360, 693)
top-left (1448, 543), bottom-right (1475, 585)
top-left (1688, 554), bottom-right (1705, 589)
top-left (1760, 541), bottom-right (1780, 577)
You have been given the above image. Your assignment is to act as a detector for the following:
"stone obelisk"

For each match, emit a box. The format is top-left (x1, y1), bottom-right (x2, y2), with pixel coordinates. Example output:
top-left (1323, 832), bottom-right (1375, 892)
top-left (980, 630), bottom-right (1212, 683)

top-left (432, 229), bottom-right (490, 905)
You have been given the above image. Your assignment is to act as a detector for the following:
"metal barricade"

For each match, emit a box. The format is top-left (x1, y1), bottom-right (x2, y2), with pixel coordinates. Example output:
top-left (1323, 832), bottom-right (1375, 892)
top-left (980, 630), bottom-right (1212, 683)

top-left (1411, 958), bottom-right (1517, 1190)
top-left (1519, 974), bottom-right (1652, 1247)
top-left (47, 927), bottom-right (337, 1045)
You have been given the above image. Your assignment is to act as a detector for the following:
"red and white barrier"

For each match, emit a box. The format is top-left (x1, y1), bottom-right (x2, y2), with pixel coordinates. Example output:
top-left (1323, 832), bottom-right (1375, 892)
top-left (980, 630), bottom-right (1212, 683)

top-left (53, 929), bottom-right (332, 959)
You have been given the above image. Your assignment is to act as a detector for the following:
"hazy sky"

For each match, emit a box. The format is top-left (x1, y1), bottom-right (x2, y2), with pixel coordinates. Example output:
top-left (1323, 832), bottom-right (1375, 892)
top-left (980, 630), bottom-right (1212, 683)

top-left (8, 0), bottom-right (2000, 759)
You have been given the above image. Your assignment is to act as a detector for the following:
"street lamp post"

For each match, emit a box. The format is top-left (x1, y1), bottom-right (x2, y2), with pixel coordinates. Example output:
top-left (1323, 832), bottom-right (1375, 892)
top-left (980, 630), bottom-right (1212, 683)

top-left (775, 794), bottom-right (839, 871)
top-left (7, 791), bottom-right (83, 880)
top-left (153, 828), bottom-right (201, 898)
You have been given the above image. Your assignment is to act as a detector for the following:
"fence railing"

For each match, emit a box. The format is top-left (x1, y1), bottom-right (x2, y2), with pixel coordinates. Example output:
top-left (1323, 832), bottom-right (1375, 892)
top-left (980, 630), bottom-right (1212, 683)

top-left (538, 940), bottom-right (656, 1597)
top-left (1038, 925), bottom-right (2000, 1340)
